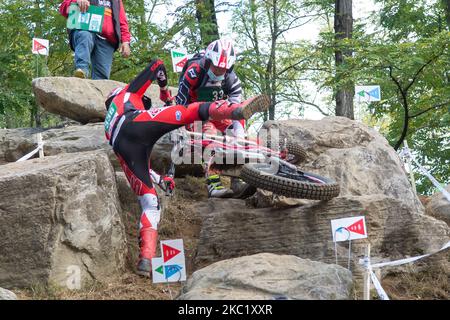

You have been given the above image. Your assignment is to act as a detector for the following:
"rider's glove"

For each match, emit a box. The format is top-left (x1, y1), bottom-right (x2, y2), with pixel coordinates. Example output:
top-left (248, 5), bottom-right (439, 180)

top-left (160, 86), bottom-right (175, 105)
top-left (161, 175), bottom-right (175, 191)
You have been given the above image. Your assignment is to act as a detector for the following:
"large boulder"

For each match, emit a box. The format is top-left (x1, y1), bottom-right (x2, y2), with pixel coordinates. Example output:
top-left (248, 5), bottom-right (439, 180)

top-left (0, 124), bottom-right (108, 164)
top-left (32, 77), bottom-right (124, 123)
top-left (0, 124), bottom-right (202, 176)
top-left (194, 117), bottom-right (450, 296)
top-left (195, 197), bottom-right (449, 269)
top-left (426, 185), bottom-right (450, 226)
top-left (32, 77), bottom-right (178, 124)
top-left (0, 151), bottom-right (127, 289)
top-left (178, 253), bottom-right (353, 300)
top-left (262, 117), bottom-right (423, 211)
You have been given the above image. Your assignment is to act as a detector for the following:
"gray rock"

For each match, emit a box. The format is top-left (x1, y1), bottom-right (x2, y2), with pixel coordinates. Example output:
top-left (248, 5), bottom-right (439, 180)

top-left (195, 196), bottom-right (450, 270)
top-left (194, 117), bottom-right (450, 297)
top-left (32, 77), bottom-right (123, 123)
top-left (0, 287), bottom-right (17, 300)
top-left (262, 117), bottom-right (423, 211)
top-left (0, 151), bottom-right (127, 289)
top-left (426, 185), bottom-right (450, 226)
top-left (178, 253), bottom-right (353, 300)
top-left (32, 77), bottom-right (178, 124)
top-left (0, 123), bottom-right (202, 176)
top-left (0, 123), bottom-right (108, 164)
top-left (246, 189), bottom-right (311, 208)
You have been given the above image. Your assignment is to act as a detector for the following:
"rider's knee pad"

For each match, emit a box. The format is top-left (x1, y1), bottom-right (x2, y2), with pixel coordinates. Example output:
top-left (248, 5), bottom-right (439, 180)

top-left (138, 193), bottom-right (161, 229)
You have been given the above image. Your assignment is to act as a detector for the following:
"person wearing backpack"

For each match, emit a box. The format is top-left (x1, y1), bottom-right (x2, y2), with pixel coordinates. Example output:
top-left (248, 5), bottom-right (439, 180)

top-left (59, 0), bottom-right (131, 79)
top-left (175, 39), bottom-right (256, 199)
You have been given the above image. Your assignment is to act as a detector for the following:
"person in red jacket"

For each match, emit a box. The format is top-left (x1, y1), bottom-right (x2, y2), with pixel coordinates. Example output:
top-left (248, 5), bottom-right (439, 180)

top-left (104, 59), bottom-right (270, 277)
top-left (59, 0), bottom-right (131, 79)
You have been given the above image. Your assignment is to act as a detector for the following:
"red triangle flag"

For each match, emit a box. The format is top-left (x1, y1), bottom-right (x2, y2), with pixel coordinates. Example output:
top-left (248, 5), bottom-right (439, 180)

top-left (347, 219), bottom-right (365, 235)
top-left (163, 244), bottom-right (181, 262)
top-left (176, 57), bottom-right (187, 68)
top-left (33, 40), bottom-right (47, 52)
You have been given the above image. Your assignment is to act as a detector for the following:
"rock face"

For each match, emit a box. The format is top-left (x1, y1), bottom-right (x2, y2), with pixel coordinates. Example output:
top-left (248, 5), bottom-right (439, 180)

top-left (32, 77), bottom-right (178, 124)
top-left (194, 117), bottom-right (450, 292)
top-left (246, 189), bottom-right (310, 208)
top-left (195, 197), bottom-right (449, 268)
top-left (426, 185), bottom-right (450, 226)
top-left (0, 124), bottom-right (201, 176)
top-left (0, 124), bottom-right (108, 164)
top-left (0, 287), bottom-right (17, 300)
top-left (32, 77), bottom-right (124, 123)
top-left (0, 151), bottom-right (127, 289)
top-left (178, 253), bottom-right (353, 300)
top-left (262, 117), bottom-right (423, 211)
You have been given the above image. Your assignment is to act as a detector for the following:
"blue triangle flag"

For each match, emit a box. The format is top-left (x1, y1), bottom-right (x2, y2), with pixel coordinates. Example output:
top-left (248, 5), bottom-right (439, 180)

top-left (165, 265), bottom-right (183, 279)
top-left (368, 87), bottom-right (380, 99)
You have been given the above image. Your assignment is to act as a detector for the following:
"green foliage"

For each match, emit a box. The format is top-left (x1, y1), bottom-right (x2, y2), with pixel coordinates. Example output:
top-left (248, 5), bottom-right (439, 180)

top-left (0, 0), bottom-right (74, 127)
top-left (350, 15), bottom-right (450, 194)
top-left (231, 0), bottom-right (320, 120)
top-left (296, 0), bottom-right (449, 194)
top-left (377, 0), bottom-right (449, 40)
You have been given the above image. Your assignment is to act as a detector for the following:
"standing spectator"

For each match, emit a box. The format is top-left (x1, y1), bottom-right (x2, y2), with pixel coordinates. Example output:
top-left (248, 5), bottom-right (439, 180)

top-left (59, 0), bottom-right (131, 79)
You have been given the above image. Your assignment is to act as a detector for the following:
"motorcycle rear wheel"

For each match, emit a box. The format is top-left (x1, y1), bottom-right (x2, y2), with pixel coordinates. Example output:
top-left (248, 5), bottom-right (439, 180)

top-left (240, 162), bottom-right (340, 200)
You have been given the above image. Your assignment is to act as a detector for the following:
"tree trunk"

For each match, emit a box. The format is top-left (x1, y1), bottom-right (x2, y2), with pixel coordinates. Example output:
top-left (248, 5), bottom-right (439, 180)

top-left (195, 0), bottom-right (220, 47)
top-left (249, 0), bottom-right (268, 121)
top-left (138, 0), bottom-right (148, 44)
top-left (32, 0), bottom-right (43, 127)
top-left (394, 91), bottom-right (410, 150)
top-left (334, 0), bottom-right (354, 119)
top-left (443, 0), bottom-right (450, 29)
top-left (267, 0), bottom-right (278, 120)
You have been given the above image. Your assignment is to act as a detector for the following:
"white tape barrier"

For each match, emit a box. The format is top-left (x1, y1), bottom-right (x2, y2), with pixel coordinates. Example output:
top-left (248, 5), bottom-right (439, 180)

top-left (399, 146), bottom-right (450, 203)
top-left (370, 241), bottom-right (450, 269)
top-left (369, 269), bottom-right (389, 300)
top-left (360, 240), bottom-right (450, 300)
top-left (16, 142), bottom-right (44, 162)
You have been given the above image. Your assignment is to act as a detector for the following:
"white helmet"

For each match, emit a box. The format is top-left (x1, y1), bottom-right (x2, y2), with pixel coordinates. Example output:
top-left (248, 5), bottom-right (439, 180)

top-left (204, 39), bottom-right (236, 70)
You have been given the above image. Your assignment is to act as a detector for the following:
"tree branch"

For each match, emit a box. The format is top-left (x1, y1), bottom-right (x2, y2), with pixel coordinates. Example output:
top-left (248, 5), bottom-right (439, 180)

top-left (389, 66), bottom-right (410, 151)
top-left (409, 100), bottom-right (450, 119)
top-left (404, 53), bottom-right (443, 93)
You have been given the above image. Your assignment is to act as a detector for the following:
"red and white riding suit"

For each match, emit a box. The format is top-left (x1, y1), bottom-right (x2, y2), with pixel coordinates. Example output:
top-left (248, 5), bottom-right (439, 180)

top-left (104, 59), bottom-right (216, 261)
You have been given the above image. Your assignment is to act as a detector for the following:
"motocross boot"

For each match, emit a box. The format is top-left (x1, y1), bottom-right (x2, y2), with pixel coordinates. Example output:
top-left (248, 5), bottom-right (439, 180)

top-left (231, 177), bottom-right (257, 199)
top-left (206, 174), bottom-right (234, 198)
top-left (208, 94), bottom-right (270, 121)
top-left (136, 227), bottom-right (158, 277)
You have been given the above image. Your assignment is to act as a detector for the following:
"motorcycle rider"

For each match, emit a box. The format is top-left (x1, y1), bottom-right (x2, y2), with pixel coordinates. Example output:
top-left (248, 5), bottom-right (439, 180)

top-left (104, 58), bottom-right (270, 277)
top-left (176, 38), bottom-right (256, 199)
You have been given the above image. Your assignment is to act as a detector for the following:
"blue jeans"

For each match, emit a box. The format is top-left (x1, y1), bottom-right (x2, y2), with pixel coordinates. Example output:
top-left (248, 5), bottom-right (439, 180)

top-left (73, 30), bottom-right (115, 80)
